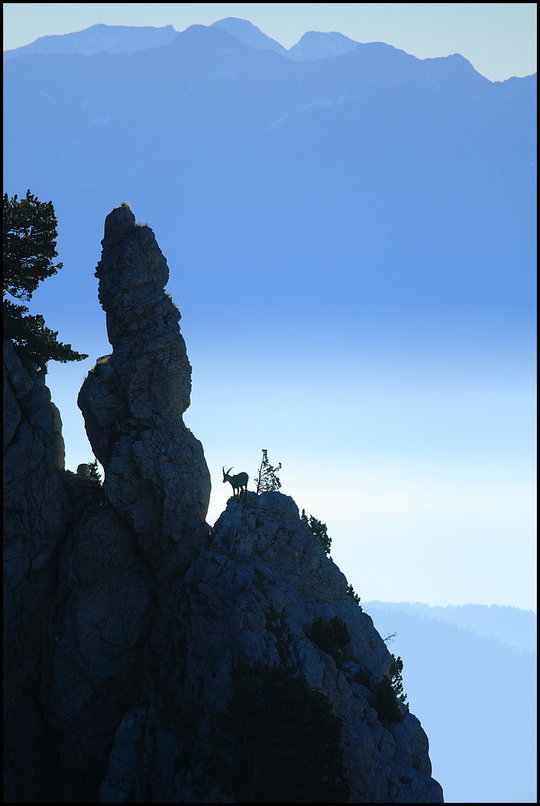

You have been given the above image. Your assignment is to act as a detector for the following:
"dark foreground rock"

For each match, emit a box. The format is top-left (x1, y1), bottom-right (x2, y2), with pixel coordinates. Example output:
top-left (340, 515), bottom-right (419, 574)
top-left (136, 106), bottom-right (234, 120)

top-left (3, 207), bottom-right (443, 803)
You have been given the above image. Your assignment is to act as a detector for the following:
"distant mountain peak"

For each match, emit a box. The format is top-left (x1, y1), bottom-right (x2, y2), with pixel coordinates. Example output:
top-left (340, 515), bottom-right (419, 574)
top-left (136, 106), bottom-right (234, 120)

top-left (211, 17), bottom-right (286, 54)
top-left (288, 30), bottom-right (359, 61)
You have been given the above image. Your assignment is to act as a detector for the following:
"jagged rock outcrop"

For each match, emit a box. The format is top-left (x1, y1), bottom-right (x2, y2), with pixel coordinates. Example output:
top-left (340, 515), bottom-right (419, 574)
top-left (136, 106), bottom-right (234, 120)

top-left (3, 207), bottom-right (444, 803)
top-left (4, 338), bottom-right (67, 800)
top-left (78, 204), bottom-right (211, 563)
top-left (123, 491), bottom-right (443, 803)
top-left (3, 338), bottom-right (113, 800)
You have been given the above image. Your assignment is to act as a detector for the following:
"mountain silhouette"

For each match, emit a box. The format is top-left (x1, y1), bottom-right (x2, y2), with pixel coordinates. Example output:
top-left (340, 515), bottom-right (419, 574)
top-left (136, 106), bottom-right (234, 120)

top-left (3, 22), bottom-right (179, 58)
top-left (288, 30), bottom-right (360, 60)
top-left (4, 21), bottom-right (535, 346)
top-left (365, 601), bottom-right (536, 652)
top-left (211, 17), bottom-right (287, 54)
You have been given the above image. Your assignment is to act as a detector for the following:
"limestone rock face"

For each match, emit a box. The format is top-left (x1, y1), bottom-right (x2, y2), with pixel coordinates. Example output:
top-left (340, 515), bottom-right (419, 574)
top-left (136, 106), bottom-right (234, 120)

top-left (4, 207), bottom-right (444, 803)
top-left (39, 499), bottom-right (155, 802)
top-left (78, 206), bottom-right (211, 559)
top-left (99, 491), bottom-right (442, 803)
top-left (3, 337), bottom-right (70, 676)
top-left (3, 339), bottom-right (97, 801)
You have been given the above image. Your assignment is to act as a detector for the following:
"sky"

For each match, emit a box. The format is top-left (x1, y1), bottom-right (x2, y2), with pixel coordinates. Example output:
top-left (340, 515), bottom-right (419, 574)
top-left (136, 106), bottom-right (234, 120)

top-left (2, 3), bottom-right (537, 81)
top-left (3, 4), bottom-right (537, 612)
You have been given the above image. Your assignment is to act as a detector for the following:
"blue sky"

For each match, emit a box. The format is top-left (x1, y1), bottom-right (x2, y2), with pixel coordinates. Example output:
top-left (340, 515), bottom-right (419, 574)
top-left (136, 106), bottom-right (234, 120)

top-left (3, 3), bottom-right (537, 81)
top-left (3, 4), bottom-right (537, 611)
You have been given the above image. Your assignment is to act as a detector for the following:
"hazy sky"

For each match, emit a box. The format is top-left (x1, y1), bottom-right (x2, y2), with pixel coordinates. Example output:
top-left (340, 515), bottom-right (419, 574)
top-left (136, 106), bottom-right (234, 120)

top-left (2, 3), bottom-right (537, 81)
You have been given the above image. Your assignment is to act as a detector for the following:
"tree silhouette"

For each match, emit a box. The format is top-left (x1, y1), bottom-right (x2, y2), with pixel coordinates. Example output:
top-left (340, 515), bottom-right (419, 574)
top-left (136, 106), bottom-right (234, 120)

top-left (3, 190), bottom-right (88, 369)
top-left (88, 460), bottom-right (102, 482)
top-left (301, 510), bottom-right (332, 555)
top-left (375, 654), bottom-right (409, 724)
top-left (254, 449), bottom-right (282, 494)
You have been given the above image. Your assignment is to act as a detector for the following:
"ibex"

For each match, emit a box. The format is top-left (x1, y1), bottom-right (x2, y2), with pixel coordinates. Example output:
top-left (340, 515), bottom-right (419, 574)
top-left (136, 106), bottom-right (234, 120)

top-left (222, 466), bottom-right (248, 501)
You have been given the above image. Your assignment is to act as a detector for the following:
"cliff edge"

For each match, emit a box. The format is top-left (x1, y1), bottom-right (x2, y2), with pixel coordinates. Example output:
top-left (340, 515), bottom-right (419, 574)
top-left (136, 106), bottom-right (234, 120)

top-left (3, 206), bottom-right (443, 803)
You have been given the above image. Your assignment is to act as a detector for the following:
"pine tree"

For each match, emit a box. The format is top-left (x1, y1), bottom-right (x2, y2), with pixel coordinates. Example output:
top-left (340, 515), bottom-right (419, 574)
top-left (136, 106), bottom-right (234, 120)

top-left (388, 655), bottom-right (408, 705)
top-left (254, 449), bottom-right (282, 493)
top-left (302, 510), bottom-right (332, 555)
top-left (88, 460), bottom-right (102, 482)
top-left (3, 190), bottom-right (88, 369)
top-left (374, 654), bottom-right (409, 724)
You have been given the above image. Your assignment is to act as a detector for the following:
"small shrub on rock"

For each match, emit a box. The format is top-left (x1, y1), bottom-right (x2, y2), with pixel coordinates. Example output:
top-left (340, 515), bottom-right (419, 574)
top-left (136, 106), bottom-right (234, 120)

top-left (301, 510), bottom-right (332, 554)
top-left (374, 654), bottom-right (409, 725)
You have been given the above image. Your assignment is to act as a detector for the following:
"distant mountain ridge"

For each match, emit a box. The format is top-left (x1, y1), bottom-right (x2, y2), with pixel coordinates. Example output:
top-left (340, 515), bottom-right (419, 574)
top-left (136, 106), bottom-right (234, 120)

top-left (3, 16), bottom-right (535, 362)
top-left (2, 17), bottom-right (497, 78)
top-left (3, 22), bottom-right (179, 58)
top-left (4, 18), bottom-right (362, 63)
top-left (363, 601), bottom-right (536, 803)
top-left (364, 601), bottom-right (537, 653)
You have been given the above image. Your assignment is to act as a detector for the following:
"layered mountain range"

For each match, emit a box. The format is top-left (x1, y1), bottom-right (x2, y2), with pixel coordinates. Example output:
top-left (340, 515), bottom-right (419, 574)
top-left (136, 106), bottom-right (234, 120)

top-left (3, 18), bottom-right (369, 61)
top-left (3, 18), bottom-right (536, 344)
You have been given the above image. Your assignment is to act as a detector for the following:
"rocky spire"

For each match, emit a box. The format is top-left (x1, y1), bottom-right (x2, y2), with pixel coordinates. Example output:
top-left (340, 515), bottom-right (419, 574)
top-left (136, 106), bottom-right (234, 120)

top-left (78, 205), bottom-right (211, 559)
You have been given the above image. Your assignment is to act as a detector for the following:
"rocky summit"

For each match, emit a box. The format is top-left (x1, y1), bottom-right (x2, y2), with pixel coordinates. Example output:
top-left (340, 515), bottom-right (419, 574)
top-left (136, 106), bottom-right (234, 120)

top-left (3, 206), bottom-right (444, 803)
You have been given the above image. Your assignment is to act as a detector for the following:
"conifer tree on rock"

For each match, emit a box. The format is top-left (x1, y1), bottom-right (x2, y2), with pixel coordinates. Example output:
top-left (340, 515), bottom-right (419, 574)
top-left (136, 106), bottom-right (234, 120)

top-left (3, 190), bottom-right (88, 369)
top-left (254, 448), bottom-right (282, 493)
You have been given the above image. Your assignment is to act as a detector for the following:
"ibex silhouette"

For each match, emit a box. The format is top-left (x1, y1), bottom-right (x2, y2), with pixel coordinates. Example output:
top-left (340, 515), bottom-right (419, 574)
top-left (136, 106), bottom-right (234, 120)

top-left (222, 466), bottom-right (248, 501)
